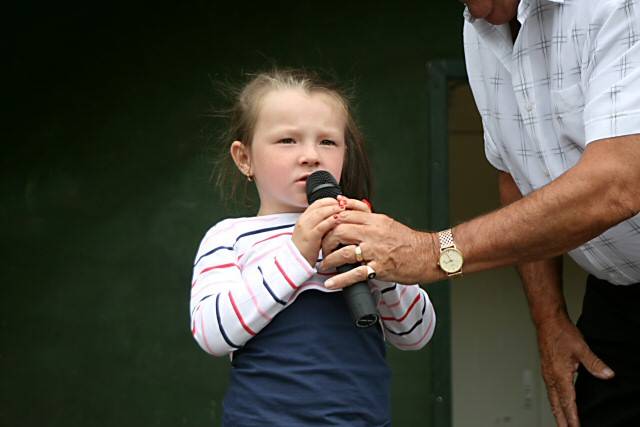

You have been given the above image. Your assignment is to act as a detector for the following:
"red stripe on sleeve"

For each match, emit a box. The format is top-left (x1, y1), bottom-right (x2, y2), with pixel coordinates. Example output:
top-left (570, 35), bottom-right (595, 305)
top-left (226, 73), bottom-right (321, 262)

top-left (200, 263), bottom-right (239, 275)
top-left (192, 263), bottom-right (240, 288)
top-left (252, 232), bottom-right (293, 247)
top-left (198, 308), bottom-right (216, 354)
top-left (381, 293), bottom-right (421, 322)
top-left (274, 257), bottom-right (298, 289)
top-left (228, 292), bottom-right (256, 336)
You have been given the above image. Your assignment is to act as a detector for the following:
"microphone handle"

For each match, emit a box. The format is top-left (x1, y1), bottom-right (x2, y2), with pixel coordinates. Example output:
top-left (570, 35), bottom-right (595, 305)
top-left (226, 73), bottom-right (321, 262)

top-left (335, 262), bottom-right (379, 328)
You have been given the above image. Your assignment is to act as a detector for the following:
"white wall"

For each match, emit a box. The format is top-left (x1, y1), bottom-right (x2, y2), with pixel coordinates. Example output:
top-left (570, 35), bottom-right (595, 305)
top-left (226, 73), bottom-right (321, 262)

top-left (448, 83), bottom-right (586, 427)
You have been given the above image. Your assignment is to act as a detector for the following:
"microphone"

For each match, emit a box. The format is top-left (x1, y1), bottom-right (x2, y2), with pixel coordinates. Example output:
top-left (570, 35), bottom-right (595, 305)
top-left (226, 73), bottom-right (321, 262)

top-left (306, 170), bottom-right (379, 328)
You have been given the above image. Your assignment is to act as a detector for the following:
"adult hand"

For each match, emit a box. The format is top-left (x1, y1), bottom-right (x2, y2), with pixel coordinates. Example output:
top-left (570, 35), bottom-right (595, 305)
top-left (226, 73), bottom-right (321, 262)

top-left (536, 315), bottom-right (614, 427)
top-left (320, 206), bottom-right (440, 288)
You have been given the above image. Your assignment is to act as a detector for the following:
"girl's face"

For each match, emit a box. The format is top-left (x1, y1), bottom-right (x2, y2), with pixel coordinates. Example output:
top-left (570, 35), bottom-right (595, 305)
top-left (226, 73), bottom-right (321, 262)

top-left (231, 88), bottom-right (346, 216)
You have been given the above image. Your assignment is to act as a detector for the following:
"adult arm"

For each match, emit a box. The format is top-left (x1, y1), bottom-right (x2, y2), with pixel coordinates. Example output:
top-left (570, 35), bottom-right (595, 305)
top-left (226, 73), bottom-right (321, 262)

top-left (499, 171), bottom-right (613, 427)
top-left (321, 134), bottom-right (640, 288)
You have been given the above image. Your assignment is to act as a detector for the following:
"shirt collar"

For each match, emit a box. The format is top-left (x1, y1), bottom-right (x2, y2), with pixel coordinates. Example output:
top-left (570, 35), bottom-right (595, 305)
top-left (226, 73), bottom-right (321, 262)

top-left (517, 0), bottom-right (564, 24)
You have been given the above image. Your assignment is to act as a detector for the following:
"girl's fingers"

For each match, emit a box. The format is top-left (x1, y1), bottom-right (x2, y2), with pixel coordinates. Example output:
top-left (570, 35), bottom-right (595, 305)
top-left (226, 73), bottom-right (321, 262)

top-left (301, 198), bottom-right (373, 238)
top-left (313, 214), bottom-right (342, 237)
top-left (333, 210), bottom-right (371, 225)
top-left (302, 203), bottom-right (343, 226)
top-left (308, 196), bottom-right (370, 214)
top-left (307, 197), bottom-right (340, 210)
top-left (337, 195), bottom-right (371, 213)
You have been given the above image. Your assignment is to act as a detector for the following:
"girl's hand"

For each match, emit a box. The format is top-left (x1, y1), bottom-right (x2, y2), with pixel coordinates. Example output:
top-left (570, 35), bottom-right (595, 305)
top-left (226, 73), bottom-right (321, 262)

top-left (292, 198), bottom-right (343, 267)
top-left (339, 196), bottom-right (372, 214)
top-left (292, 196), bottom-right (372, 268)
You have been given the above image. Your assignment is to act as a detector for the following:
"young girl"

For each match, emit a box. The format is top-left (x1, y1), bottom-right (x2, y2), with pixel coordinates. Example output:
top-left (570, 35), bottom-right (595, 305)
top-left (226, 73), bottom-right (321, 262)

top-left (190, 69), bottom-right (436, 426)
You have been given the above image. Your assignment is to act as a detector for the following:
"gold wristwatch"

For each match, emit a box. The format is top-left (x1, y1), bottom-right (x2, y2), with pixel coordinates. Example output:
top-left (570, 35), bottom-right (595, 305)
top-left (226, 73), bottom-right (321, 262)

top-left (437, 229), bottom-right (464, 276)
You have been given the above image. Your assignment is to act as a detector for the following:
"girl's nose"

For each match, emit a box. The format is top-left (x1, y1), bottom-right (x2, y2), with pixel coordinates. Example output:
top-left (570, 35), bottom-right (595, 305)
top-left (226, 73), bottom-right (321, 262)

top-left (300, 144), bottom-right (320, 166)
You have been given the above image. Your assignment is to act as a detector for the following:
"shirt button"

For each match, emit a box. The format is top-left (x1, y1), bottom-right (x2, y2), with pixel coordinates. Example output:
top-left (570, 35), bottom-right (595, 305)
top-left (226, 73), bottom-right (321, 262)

top-left (526, 103), bottom-right (534, 112)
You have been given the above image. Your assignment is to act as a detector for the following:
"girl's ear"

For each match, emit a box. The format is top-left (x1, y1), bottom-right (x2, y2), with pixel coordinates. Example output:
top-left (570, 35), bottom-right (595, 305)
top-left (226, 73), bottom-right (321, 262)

top-left (230, 140), bottom-right (252, 179)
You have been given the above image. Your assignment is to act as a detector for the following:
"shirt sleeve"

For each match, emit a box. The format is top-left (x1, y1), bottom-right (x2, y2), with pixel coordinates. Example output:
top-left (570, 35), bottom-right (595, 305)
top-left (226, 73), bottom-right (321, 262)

top-left (483, 128), bottom-right (508, 172)
top-left (370, 281), bottom-right (436, 351)
top-left (189, 226), bottom-right (315, 356)
top-left (583, 0), bottom-right (640, 144)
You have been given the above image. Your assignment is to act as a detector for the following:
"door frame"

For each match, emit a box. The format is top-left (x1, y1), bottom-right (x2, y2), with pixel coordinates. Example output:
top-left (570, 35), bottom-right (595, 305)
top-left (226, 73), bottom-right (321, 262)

top-left (426, 58), bottom-right (467, 427)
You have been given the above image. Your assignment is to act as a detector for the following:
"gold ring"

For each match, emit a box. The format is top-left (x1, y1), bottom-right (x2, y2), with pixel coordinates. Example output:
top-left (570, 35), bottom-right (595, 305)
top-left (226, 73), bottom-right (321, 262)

top-left (366, 265), bottom-right (376, 280)
top-left (354, 245), bottom-right (364, 263)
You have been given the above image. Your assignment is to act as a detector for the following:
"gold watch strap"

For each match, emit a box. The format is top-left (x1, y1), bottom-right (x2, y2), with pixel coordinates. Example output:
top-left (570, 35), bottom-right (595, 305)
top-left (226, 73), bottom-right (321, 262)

top-left (438, 228), bottom-right (456, 250)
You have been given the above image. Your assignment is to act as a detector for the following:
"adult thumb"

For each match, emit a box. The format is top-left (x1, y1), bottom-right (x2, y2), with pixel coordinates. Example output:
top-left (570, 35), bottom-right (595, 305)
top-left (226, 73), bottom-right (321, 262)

top-left (580, 348), bottom-right (615, 380)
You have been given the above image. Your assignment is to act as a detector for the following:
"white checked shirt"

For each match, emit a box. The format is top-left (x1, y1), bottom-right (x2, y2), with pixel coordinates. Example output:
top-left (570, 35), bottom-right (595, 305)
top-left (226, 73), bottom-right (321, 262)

top-left (463, 0), bottom-right (640, 285)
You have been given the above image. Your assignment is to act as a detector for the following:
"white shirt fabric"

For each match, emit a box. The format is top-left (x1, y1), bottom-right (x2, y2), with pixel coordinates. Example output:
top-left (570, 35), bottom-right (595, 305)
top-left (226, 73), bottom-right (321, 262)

top-left (463, 0), bottom-right (640, 285)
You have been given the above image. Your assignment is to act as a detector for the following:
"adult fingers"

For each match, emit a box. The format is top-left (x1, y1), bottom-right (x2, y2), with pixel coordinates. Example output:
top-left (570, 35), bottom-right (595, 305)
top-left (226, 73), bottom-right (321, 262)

top-left (325, 263), bottom-right (375, 290)
top-left (320, 244), bottom-right (362, 270)
top-left (321, 223), bottom-right (365, 259)
top-left (321, 211), bottom-right (389, 253)
top-left (546, 386), bottom-right (569, 427)
top-left (577, 346), bottom-right (614, 380)
top-left (556, 373), bottom-right (580, 427)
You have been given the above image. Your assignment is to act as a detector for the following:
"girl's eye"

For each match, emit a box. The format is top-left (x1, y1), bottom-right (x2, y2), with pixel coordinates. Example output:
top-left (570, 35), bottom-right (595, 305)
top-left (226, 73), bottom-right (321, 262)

top-left (279, 138), bottom-right (295, 144)
top-left (320, 139), bottom-right (337, 146)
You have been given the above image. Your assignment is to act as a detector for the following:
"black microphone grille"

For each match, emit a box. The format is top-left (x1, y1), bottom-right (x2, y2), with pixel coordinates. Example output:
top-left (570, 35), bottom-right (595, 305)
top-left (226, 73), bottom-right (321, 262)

top-left (306, 170), bottom-right (342, 203)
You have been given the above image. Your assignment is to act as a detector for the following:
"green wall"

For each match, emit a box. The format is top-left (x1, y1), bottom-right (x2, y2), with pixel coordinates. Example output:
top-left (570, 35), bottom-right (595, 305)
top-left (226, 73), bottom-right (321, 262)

top-left (3, 2), bottom-right (464, 426)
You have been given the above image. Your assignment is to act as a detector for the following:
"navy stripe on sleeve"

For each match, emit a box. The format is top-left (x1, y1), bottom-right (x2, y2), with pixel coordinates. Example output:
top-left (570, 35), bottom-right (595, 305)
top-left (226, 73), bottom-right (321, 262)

top-left (233, 223), bottom-right (295, 247)
top-left (216, 294), bottom-right (241, 349)
top-left (384, 293), bottom-right (426, 336)
top-left (194, 245), bottom-right (234, 266)
top-left (257, 266), bottom-right (287, 305)
top-left (385, 318), bottom-right (424, 336)
top-left (190, 294), bottom-right (214, 317)
top-left (380, 284), bottom-right (397, 294)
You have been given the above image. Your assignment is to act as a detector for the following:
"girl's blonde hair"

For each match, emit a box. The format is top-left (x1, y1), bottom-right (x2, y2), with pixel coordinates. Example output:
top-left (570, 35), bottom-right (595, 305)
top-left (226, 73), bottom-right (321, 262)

top-left (215, 68), bottom-right (372, 206)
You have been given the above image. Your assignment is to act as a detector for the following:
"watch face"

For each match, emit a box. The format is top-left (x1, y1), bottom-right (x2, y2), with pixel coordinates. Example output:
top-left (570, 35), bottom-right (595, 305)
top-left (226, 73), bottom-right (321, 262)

top-left (439, 248), bottom-right (463, 273)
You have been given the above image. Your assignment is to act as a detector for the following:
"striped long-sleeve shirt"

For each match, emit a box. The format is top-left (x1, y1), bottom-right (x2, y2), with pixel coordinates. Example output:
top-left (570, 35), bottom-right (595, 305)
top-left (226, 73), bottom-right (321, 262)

top-left (190, 212), bottom-right (436, 356)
